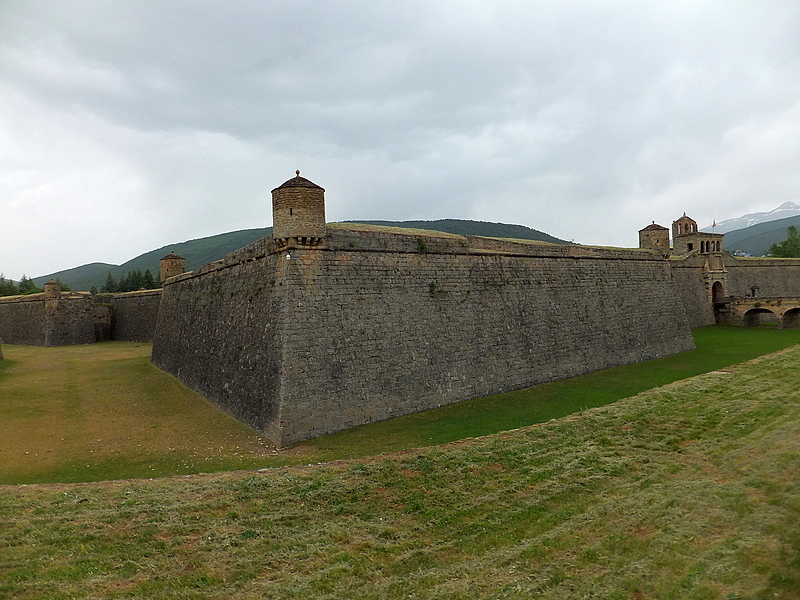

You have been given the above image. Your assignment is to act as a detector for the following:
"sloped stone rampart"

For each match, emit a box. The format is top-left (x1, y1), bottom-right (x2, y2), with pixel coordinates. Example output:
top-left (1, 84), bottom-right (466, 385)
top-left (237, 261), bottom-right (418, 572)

top-left (153, 227), bottom-right (694, 446)
top-left (151, 257), bottom-right (283, 440)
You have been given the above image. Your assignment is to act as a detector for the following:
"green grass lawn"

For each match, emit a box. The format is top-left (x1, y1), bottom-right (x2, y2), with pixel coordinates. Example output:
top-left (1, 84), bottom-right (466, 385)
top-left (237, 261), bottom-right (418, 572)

top-left (1, 325), bottom-right (800, 484)
top-left (1, 338), bottom-right (799, 598)
top-left (0, 343), bottom-right (275, 485)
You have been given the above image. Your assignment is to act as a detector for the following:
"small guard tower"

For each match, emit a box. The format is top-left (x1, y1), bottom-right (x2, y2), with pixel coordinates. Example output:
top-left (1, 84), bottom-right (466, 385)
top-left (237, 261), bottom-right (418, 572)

top-left (638, 222), bottom-right (671, 256)
top-left (160, 252), bottom-right (186, 284)
top-left (43, 279), bottom-right (61, 300)
top-left (271, 171), bottom-right (326, 249)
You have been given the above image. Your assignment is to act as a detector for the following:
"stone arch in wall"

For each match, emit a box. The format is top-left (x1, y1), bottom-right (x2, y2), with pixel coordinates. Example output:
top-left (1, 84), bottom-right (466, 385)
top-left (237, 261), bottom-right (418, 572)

top-left (711, 281), bottom-right (724, 304)
top-left (781, 308), bottom-right (800, 329)
top-left (743, 308), bottom-right (778, 327)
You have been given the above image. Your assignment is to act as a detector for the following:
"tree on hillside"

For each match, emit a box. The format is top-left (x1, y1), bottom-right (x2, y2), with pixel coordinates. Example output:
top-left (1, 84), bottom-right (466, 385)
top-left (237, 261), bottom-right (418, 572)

top-left (101, 272), bottom-right (117, 293)
top-left (127, 270), bottom-right (143, 290)
top-left (18, 275), bottom-right (40, 294)
top-left (768, 225), bottom-right (800, 257)
top-left (142, 269), bottom-right (156, 289)
top-left (0, 274), bottom-right (18, 296)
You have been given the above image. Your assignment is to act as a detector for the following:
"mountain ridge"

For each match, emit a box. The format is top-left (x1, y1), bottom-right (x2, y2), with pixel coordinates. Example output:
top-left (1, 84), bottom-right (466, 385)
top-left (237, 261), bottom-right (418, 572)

top-left (701, 201), bottom-right (800, 234)
top-left (721, 214), bottom-right (800, 256)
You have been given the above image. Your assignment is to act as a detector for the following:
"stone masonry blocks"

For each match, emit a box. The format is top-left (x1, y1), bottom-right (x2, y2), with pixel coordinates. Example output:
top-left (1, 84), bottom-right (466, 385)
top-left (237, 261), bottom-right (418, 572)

top-left (152, 226), bottom-right (695, 447)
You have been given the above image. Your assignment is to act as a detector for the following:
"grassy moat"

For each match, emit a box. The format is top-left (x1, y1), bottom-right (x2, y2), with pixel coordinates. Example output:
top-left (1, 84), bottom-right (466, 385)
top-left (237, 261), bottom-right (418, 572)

top-left (1, 325), bottom-right (800, 485)
top-left (1, 325), bottom-right (799, 598)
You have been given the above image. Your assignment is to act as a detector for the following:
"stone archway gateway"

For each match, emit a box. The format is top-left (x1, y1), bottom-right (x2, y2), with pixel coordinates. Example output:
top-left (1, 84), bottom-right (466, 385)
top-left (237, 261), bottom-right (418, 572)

top-left (711, 281), bottom-right (724, 304)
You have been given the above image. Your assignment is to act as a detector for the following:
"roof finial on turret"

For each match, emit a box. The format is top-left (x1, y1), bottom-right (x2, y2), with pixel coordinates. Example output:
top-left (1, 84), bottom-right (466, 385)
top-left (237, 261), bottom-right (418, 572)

top-left (296, 170), bottom-right (300, 177)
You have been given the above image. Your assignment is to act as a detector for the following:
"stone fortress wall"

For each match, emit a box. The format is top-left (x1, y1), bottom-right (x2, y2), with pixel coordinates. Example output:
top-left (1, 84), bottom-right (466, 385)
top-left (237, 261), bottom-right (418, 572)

top-left (0, 257), bottom-right (180, 347)
top-left (0, 288), bottom-right (95, 347)
top-left (0, 288), bottom-right (163, 346)
top-left (153, 225), bottom-right (695, 446)
top-left (95, 289), bottom-right (163, 343)
top-left (152, 174), bottom-right (696, 446)
top-left (0, 294), bottom-right (50, 346)
top-left (7, 172), bottom-right (800, 447)
top-left (724, 257), bottom-right (800, 297)
top-left (669, 258), bottom-right (721, 328)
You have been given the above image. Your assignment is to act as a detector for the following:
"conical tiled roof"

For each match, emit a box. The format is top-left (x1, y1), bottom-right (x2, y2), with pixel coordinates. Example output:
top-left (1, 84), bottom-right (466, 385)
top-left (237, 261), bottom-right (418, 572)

top-left (640, 222), bottom-right (668, 231)
top-left (271, 171), bottom-right (325, 192)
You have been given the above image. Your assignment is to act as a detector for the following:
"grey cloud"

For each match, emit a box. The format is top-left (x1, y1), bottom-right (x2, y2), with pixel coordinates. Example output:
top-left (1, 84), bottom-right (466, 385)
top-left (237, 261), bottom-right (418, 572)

top-left (1, 1), bottom-right (799, 276)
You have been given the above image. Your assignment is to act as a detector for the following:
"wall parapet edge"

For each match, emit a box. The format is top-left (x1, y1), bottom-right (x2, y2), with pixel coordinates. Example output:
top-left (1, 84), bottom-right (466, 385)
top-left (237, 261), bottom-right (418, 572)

top-left (164, 227), bottom-right (668, 288)
top-left (0, 291), bottom-right (91, 304)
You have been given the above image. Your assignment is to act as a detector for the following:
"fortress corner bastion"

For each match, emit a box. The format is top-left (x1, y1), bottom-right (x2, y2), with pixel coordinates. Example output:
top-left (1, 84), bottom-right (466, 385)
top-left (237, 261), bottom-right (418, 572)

top-left (151, 173), bottom-right (696, 447)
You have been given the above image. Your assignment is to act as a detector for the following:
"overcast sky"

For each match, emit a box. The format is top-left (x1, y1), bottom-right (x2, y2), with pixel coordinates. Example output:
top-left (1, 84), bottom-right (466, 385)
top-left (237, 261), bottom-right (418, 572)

top-left (2, 1), bottom-right (799, 278)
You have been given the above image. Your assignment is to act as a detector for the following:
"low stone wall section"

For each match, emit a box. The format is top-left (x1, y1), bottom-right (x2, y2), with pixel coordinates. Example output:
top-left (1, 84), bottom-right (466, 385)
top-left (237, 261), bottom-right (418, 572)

top-left (96, 290), bottom-right (162, 342)
top-left (0, 294), bottom-right (47, 345)
top-left (724, 256), bottom-right (800, 297)
top-left (0, 293), bottom-right (94, 346)
top-left (153, 227), bottom-right (695, 446)
top-left (44, 294), bottom-right (95, 346)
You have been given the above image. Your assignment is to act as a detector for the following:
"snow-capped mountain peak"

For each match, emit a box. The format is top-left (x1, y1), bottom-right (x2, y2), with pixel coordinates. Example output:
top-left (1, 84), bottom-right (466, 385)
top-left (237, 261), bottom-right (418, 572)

top-left (702, 202), bottom-right (800, 234)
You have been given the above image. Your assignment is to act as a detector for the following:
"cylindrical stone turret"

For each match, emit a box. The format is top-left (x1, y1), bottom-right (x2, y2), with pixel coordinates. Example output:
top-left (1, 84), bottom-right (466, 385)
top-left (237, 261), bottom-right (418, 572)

top-left (43, 279), bottom-right (61, 300)
top-left (271, 171), bottom-right (326, 248)
top-left (160, 252), bottom-right (186, 284)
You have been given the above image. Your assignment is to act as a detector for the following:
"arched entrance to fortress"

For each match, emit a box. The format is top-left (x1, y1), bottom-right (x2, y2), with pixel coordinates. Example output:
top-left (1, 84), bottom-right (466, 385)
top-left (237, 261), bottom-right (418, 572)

top-left (711, 281), bottom-right (724, 304)
top-left (781, 308), bottom-right (800, 329)
top-left (743, 308), bottom-right (778, 327)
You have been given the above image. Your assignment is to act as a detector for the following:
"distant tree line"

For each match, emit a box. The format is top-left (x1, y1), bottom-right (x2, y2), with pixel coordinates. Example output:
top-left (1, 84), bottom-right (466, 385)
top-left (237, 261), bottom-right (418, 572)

top-left (0, 275), bottom-right (71, 297)
top-left (99, 269), bottom-right (158, 294)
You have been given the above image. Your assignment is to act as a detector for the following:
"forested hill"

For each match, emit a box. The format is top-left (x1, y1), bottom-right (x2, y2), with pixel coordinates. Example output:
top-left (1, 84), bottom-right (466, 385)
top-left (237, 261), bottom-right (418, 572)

top-left (32, 227), bottom-right (273, 292)
top-left (722, 214), bottom-right (800, 256)
top-left (32, 219), bottom-right (570, 292)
